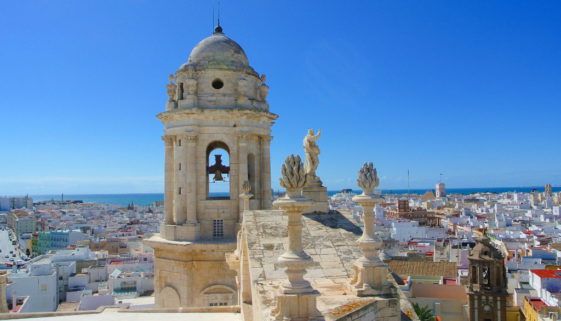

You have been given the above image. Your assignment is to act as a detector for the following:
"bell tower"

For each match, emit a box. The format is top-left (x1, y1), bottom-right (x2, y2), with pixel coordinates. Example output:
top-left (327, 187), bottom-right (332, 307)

top-left (467, 239), bottom-right (508, 321)
top-left (146, 25), bottom-right (278, 308)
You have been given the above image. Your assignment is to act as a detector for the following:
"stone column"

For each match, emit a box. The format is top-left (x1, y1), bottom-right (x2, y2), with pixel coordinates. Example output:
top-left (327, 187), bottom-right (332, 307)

top-left (162, 135), bottom-right (175, 225)
top-left (261, 136), bottom-right (272, 209)
top-left (186, 134), bottom-right (198, 224)
top-left (272, 155), bottom-right (320, 320)
top-left (276, 199), bottom-right (314, 294)
top-left (174, 134), bottom-right (187, 225)
top-left (238, 134), bottom-right (249, 212)
top-left (348, 162), bottom-right (396, 299)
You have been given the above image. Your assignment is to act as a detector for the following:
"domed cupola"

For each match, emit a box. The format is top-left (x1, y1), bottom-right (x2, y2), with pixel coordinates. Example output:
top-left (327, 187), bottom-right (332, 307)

top-left (165, 26), bottom-right (269, 112)
top-left (181, 26), bottom-right (253, 73)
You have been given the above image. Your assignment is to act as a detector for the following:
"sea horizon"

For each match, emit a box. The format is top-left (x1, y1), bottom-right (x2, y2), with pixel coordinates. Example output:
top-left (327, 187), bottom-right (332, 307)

top-left (24, 185), bottom-right (561, 207)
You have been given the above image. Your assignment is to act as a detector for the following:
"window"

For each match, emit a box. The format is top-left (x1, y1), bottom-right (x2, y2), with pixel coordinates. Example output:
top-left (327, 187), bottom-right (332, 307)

top-left (213, 219), bottom-right (224, 238)
top-left (178, 139), bottom-right (182, 146)
top-left (212, 79), bottom-right (224, 89)
top-left (178, 187), bottom-right (182, 195)
top-left (178, 163), bottom-right (181, 170)
top-left (178, 83), bottom-right (184, 100)
top-left (209, 302), bottom-right (227, 306)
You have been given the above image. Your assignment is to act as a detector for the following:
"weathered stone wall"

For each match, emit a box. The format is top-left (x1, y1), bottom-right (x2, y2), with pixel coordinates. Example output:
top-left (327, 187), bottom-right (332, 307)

top-left (334, 298), bottom-right (400, 321)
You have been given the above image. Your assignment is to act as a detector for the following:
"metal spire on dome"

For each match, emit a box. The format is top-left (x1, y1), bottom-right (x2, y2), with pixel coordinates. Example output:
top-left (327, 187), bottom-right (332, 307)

top-left (213, 0), bottom-right (223, 34)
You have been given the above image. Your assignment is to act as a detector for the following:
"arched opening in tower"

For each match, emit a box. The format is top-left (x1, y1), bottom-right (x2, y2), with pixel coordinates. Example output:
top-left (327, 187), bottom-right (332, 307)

top-left (206, 141), bottom-right (230, 200)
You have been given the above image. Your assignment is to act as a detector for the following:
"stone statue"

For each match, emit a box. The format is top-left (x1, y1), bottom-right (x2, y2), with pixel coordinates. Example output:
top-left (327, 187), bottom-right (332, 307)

top-left (357, 162), bottom-right (379, 196)
top-left (258, 74), bottom-right (269, 101)
top-left (303, 129), bottom-right (321, 180)
top-left (166, 74), bottom-right (177, 101)
top-left (241, 180), bottom-right (252, 194)
top-left (279, 155), bottom-right (306, 196)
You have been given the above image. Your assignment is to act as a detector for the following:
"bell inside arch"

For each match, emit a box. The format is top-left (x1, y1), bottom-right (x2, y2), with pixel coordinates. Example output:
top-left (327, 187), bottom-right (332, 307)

top-left (208, 154), bottom-right (230, 182)
top-left (213, 169), bottom-right (224, 182)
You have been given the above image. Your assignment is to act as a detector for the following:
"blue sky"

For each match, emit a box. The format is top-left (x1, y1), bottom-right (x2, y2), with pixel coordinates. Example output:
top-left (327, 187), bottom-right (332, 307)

top-left (1, 1), bottom-right (560, 195)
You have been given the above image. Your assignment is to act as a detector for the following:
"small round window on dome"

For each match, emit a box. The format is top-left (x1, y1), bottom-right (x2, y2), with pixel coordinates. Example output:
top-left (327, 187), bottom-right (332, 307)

top-left (212, 79), bottom-right (224, 89)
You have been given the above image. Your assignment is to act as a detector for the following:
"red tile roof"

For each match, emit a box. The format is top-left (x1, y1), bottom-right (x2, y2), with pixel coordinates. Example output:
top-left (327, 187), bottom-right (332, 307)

top-left (528, 297), bottom-right (547, 311)
top-left (530, 269), bottom-right (561, 279)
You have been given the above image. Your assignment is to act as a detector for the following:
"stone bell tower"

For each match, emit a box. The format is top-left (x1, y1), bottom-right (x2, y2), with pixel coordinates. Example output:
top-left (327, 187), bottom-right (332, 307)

top-left (145, 25), bottom-right (278, 308)
top-left (467, 239), bottom-right (508, 321)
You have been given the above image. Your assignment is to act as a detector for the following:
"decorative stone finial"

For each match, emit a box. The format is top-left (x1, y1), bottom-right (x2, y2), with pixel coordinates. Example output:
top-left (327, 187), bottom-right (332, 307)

top-left (242, 180), bottom-right (252, 194)
top-left (239, 181), bottom-right (253, 221)
top-left (357, 162), bottom-right (379, 195)
top-left (214, 25), bottom-right (223, 34)
top-left (279, 155), bottom-right (306, 196)
top-left (349, 162), bottom-right (396, 298)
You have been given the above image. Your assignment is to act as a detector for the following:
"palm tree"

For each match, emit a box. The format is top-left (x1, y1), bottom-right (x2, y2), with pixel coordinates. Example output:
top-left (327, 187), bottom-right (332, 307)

top-left (412, 302), bottom-right (435, 321)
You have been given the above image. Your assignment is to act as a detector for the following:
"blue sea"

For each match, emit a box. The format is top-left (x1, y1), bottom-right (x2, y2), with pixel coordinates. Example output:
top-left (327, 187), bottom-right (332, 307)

top-left (31, 186), bottom-right (560, 207)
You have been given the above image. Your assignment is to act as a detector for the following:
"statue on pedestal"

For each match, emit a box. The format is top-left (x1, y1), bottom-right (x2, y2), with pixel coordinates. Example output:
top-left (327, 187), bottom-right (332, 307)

top-left (303, 129), bottom-right (321, 185)
top-left (300, 129), bottom-right (328, 213)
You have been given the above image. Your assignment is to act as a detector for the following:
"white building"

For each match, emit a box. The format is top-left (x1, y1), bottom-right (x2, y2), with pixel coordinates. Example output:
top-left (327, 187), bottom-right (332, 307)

top-left (390, 221), bottom-right (447, 242)
top-left (7, 259), bottom-right (58, 312)
top-left (0, 196), bottom-right (32, 211)
top-left (109, 269), bottom-right (154, 298)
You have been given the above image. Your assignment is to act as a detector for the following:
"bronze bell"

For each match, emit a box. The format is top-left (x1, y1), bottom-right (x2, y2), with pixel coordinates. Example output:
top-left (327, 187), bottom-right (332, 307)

top-left (213, 169), bottom-right (224, 182)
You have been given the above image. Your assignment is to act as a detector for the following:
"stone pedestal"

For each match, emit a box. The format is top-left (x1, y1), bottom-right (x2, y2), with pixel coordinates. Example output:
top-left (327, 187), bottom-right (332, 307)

top-left (274, 196), bottom-right (315, 294)
top-left (349, 259), bottom-right (396, 297)
top-left (144, 235), bottom-right (237, 308)
top-left (160, 223), bottom-right (176, 240)
top-left (272, 190), bottom-right (320, 320)
top-left (175, 223), bottom-right (200, 241)
top-left (160, 222), bottom-right (200, 242)
top-left (302, 178), bottom-right (329, 214)
top-left (271, 292), bottom-right (321, 321)
top-left (348, 193), bottom-right (395, 297)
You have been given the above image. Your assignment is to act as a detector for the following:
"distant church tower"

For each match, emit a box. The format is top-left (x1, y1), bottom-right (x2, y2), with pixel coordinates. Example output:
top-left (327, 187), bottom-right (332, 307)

top-left (436, 182), bottom-right (446, 198)
top-left (145, 25), bottom-right (278, 308)
top-left (467, 239), bottom-right (508, 321)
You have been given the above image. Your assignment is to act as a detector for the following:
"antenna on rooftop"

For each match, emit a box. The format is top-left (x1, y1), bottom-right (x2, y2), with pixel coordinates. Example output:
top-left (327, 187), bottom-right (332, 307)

top-left (439, 173), bottom-right (443, 183)
top-left (407, 169), bottom-right (410, 196)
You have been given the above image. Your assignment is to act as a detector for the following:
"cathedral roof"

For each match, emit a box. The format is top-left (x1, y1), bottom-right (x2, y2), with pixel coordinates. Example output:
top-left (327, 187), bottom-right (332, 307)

top-left (180, 26), bottom-right (251, 73)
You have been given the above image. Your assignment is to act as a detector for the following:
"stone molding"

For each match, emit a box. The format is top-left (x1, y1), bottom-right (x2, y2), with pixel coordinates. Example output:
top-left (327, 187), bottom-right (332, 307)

top-left (161, 135), bottom-right (176, 145)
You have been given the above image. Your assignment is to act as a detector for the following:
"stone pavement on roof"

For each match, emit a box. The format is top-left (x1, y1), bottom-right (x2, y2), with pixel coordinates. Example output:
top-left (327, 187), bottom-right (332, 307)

top-left (244, 209), bottom-right (364, 283)
top-left (244, 209), bottom-right (416, 320)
